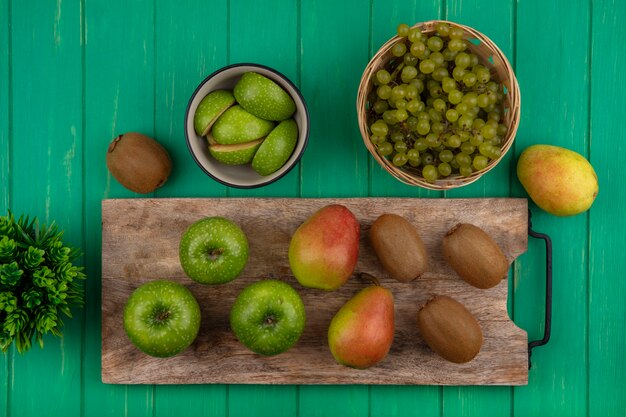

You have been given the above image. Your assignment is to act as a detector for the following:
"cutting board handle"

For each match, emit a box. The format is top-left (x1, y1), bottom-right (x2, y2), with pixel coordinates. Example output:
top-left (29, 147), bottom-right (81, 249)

top-left (527, 209), bottom-right (553, 369)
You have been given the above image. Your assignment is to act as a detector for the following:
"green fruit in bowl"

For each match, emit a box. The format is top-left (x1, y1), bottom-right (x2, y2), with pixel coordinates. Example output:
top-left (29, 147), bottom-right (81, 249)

top-left (212, 105), bottom-right (275, 145)
top-left (252, 119), bottom-right (298, 176)
top-left (234, 72), bottom-right (296, 121)
top-left (209, 138), bottom-right (264, 165)
top-left (179, 217), bottom-right (249, 285)
top-left (230, 279), bottom-right (306, 356)
top-left (123, 280), bottom-right (201, 358)
top-left (193, 90), bottom-right (236, 136)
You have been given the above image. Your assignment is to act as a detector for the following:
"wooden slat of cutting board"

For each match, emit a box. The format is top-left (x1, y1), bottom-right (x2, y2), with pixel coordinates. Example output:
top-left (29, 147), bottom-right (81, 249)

top-left (101, 198), bottom-right (529, 385)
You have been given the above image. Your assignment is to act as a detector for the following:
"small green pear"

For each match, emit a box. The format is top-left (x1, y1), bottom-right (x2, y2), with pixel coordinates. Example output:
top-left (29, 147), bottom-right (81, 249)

top-left (328, 283), bottom-right (395, 369)
top-left (234, 72), bottom-right (296, 121)
top-left (212, 105), bottom-right (275, 145)
top-left (193, 90), bottom-right (236, 136)
top-left (517, 144), bottom-right (599, 216)
top-left (208, 138), bottom-right (264, 165)
top-left (252, 119), bottom-right (298, 176)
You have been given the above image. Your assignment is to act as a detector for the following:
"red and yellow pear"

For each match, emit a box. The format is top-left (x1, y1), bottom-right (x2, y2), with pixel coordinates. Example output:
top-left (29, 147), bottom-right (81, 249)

top-left (517, 144), bottom-right (598, 216)
top-left (327, 279), bottom-right (395, 369)
top-left (288, 204), bottom-right (360, 291)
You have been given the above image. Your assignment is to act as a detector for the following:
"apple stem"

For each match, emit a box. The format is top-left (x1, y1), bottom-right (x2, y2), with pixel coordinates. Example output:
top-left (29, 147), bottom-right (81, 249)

top-left (360, 272), bottom-right (380, 286)
top-left (150, 306), bottom-right (171, 325)
top-left (208, 248), bottom-right (224, 260)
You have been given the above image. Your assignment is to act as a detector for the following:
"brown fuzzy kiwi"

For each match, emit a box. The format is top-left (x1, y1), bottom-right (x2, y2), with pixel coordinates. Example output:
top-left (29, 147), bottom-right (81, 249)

top-left (369, 213), bottom-right (429, 282)
top-left (417, 295), bottom-right (483, 363)
top-left (106, 132), bottom-right (172, 194)
top-left (442, 223), bottom-right (509, 289)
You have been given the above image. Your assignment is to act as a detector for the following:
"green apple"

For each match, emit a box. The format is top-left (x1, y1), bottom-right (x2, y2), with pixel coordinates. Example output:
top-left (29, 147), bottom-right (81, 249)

top-left (212, 105), bottom-right (274, 145)
top-left (206, 132), bottom-right (218, 145)
top-left (193, 90), bottom-right (236, 136)
top-left (123, 280), bottom-right (201, 357)
top-left (230, 279), bottom-right (306, 356)
top-left (252, 119), bottom-right (298, 176)
top-left (179, 217), bottom-right (249, 285)
top-left (209, 138), bottom-right (264, 165)
top-left (234, 72), bottom-right (296, 121)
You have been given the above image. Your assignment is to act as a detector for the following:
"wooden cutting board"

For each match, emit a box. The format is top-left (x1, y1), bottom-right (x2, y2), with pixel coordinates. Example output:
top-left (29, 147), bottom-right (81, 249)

top-left (101, 197), bottom-right (529, 385)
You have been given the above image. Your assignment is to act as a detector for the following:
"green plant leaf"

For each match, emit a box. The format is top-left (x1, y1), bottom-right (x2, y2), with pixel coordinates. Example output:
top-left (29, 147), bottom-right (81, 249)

top-left (58, 304), bottom-right (72, 318)
top-left (0, 291), bottom-right (18, 312)
top-left (0, 211), bottom-right (86, 353)
top-left (0, 236), bottom-right (18, 262)
top-left (0, 261), bottom-right (24, 286)
top-left (0, 329), bottom-right (13, 352)
top-left (22, 246), bottom-right (45, 270)
top-left (16, 328), bottom-right (33, 354)
top-left (0, 213), bottom-right (17, 239)
top-left (14, 214), bottom-right (37, 247)
top-left (32, 266), bottom-right (54, 288)
top-left (3, 308), bottom-right (29, 337)
top-left (47, 240), bottom-right (70, 265)
top-left (35, 305), bottom-right (59, 334)
top-left (23, 289), bottom-right (43, 309)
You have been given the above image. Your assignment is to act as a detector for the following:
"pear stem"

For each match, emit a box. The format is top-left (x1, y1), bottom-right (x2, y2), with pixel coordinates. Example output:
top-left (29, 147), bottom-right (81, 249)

top-left (360, 272), bottom-right (380, 286)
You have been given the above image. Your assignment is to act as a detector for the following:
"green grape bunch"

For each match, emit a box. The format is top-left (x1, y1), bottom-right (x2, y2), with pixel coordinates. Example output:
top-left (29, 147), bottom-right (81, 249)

top-left (367, 22), bottom-right (509, 183)
top-left (0, 212), bottom-right (86, 353)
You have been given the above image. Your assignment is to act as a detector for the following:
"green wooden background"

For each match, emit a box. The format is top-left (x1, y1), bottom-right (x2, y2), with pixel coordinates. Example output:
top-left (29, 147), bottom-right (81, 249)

top-left (1, 0), bottom-right (624, 415)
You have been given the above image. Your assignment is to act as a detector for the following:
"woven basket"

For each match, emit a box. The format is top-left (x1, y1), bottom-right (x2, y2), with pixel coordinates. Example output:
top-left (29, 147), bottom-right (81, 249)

top-left (357, 20), bottom-right (520, 190)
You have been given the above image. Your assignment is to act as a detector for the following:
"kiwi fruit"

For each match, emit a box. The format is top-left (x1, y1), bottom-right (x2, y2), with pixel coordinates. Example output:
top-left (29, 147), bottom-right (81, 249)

top-left (106, 132), bottom-right (172, 194)
top-left (417, 295), bottom-right (483, 363)
top-left (369, 213), bottom-right (428, 282)
top-left (442, 223), bottom-right (509, 289)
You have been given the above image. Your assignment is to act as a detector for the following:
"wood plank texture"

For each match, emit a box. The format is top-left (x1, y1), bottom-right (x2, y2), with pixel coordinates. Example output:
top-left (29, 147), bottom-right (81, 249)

top-left (298, 0), bottom-right (372, 414)
top-left (300, 0), bottom-right (370, 199)
top-left (8, 0), bottom-right (84, 416)
top-left (442, 2), bottom-right (517, 416)
top-left (101, 198), bottom-right (528, 385)
top-left (0, 1), bottom-right (10, 413)
top-left (512, 0), bottom-right (591, 416)
top-left (152, 0), bottom-right (229, 415)
top-left (368, 3), bottom-right (444, 416)
top-left (0, 0), bottom-right (9, 212)
top-left (589, 0), bottom-right (626, 415)
top-left (226, 0), bottom-right (300, 200)
top-left (224, 1), bottom-right (301, 414)
top-left (154, 0), bottom-right (229, 200)
top-left (83, 0), bottom-right (156, 416)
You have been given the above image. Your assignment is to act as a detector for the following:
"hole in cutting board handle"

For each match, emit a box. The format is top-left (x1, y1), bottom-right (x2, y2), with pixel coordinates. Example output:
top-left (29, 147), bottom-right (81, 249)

top-left (527, 209), bottom-right (553, 370)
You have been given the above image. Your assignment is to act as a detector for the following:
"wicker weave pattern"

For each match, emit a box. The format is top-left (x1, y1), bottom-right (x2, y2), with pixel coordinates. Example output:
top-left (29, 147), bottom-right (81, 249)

top-left (357, 20), bottom-right (520, 190)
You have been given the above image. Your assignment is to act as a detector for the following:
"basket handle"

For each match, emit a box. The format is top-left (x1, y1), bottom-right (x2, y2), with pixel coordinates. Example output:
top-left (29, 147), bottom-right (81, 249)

top-left (526, 209), bottom-right (553, 369)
